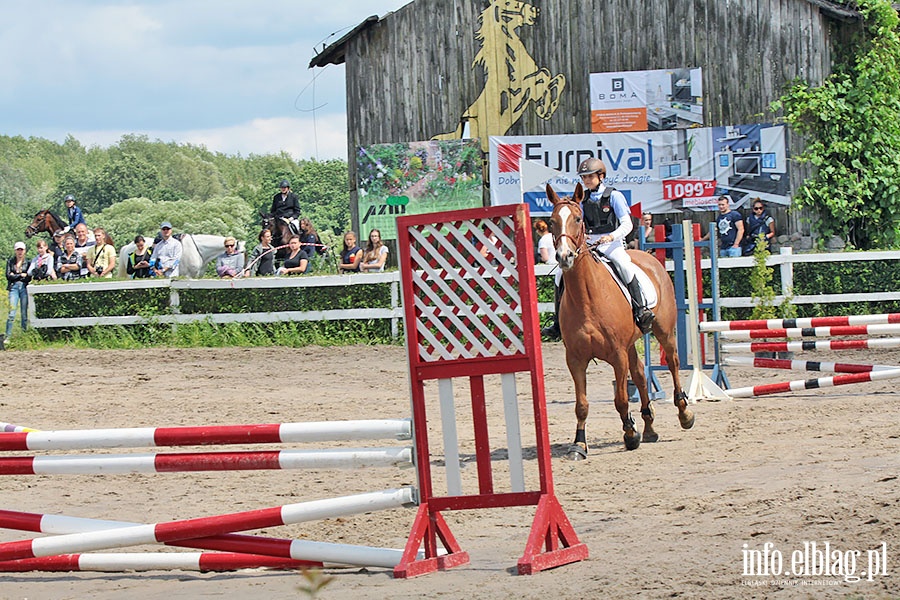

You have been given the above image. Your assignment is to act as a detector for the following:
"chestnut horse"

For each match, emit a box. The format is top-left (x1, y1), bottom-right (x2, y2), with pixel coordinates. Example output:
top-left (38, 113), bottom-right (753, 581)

top-left (25, 210), bottom-right (67, 238)
top-left (546, 183), bottom-right (694, 455)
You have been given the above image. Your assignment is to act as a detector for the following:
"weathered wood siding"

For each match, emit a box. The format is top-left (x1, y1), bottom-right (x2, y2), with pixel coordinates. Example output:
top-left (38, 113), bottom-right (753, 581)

top-left (339, 0), bottom-right (856, 238)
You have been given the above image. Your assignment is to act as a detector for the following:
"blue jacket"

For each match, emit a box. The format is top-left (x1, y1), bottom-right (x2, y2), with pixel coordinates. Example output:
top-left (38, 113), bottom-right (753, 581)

top-left (67, 206), bottom-right (86, 228)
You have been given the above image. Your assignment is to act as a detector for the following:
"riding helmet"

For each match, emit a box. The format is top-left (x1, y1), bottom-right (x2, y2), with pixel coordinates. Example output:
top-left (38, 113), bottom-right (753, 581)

top-left (577, 158), bottom-right (605, 177)
top-left (279, 180), bottom-right (291, 188)
top-left (64, 194), bottom-right (76, 203)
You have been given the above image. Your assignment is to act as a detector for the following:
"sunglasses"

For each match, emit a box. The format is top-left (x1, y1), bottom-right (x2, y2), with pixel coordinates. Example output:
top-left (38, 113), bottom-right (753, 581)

top-left (753, 206), bottom-right (764, 211)
top-left (224, 244), bottom-right (235, 248)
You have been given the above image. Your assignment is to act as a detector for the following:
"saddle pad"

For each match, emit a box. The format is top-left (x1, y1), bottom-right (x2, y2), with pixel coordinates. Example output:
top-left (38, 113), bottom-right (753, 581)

top-left (600, 261), bottom-right (659, 309)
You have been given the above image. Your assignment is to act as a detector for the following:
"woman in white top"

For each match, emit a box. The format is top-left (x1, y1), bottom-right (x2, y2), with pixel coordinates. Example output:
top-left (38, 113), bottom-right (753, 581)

top-left (27, 239), bottom-right (57, 281)
top-left (533, 219), bottom-right (556, 265)
top-left (359, 229), bottom-right (389, 272)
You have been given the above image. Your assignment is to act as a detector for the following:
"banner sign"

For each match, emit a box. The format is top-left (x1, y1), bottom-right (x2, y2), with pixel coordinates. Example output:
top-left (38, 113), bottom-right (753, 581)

top-left (590, 68), bottom-right (704, 133)
top-left (489, 123), bottom-right (791, 217)
top-left (356, 139), bottom-right (483, 240)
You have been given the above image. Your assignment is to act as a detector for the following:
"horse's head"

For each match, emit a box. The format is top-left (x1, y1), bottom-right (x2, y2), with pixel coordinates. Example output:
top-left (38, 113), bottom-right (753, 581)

top-left (486, 0), bottom-right (538, 30)
top-left (547, 183), bottom-right (586, 271)
top-left (25, 210), bottom-right (59, 239)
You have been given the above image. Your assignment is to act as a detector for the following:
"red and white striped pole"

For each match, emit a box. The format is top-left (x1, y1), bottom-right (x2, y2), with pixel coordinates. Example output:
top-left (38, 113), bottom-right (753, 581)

top-left (0, 487), bottom-right (416, 563)
top-left (726, 367), bottom-right (900, 398)
top-left (724, 356), bottom-right (897, 373)
top-left (0, 447), bottom-right (412, 476)
top-left (0, 419), bottom-right (411, 452)
top-left (718, 323), bottom-right (900, 340)
top-left (0, 507), bottom-right (417, 570)
top-left (700, 312), bottom-right (900, 332)
top-left (0, 552), bottom-right (310, 573)
top-left (721, 337), bottom-right (900, 354)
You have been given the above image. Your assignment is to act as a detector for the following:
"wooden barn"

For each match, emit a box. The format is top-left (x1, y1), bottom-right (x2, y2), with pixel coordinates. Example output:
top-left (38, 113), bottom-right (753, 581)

top-left (309, 0), bottom-right (866, 245)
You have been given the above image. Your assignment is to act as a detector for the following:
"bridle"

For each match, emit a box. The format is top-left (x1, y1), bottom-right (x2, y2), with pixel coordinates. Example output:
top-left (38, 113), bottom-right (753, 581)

top-left (26, 211), bottom-right (59, 238)
top-left (552, 199), bottom-right (587, 259)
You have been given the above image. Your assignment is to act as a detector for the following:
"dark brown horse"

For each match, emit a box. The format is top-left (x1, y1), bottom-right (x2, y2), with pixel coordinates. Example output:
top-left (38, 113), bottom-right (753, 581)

top-left (25, 210), bottom-right (67, 238)
top-left (260, 212), bottom-right (292, 260)
top-left (546, 183), bottom-right (694, 455)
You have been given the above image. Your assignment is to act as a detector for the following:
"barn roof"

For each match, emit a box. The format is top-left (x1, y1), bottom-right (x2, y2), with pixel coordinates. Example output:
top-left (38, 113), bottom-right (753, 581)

top-left (306, 0), bottom-right (868, 69)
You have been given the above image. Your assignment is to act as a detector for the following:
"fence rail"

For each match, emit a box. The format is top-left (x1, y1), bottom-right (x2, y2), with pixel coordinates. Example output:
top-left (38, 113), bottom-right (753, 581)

top-left (25, 250), bottom-right (900, 336)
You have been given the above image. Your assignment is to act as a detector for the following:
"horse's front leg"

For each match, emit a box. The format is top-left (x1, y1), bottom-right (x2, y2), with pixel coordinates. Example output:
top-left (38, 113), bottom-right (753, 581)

top-left (613, 357), bottom-right (641, 451)
top-left (627, 345), bottom-right (658, 443)
top-left (566, 358), bottom-right (590, 461)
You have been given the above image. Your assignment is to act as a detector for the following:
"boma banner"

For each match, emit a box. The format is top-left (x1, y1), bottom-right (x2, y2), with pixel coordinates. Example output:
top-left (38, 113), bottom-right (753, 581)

top-left (356, 139), bottom-right (484, 240)
top-left (489, 123), bottom-right (791, 217)
top-left (590, 67), bottom-right (704, 133)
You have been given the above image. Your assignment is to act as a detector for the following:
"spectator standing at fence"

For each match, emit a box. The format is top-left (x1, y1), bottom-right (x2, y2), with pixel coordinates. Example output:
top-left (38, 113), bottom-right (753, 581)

top-left (299, 217), bottom-right (325, 256)
top-left (56, 235), bottom-right (83, 281)
top-left (150, 222), bottom-right (182, 278)
top-left (215, 237), bottom-right (245, 278)
top-left (5, 242), bottom-right (31, 343)
top-left (244, 229), bottom-right (276, 277)
top-left (743, 199), bottom-right (776, 256)
top-left (339, 231), bottom-right (362, 273)
top-left (64, 194), bottom-right (86, 230)
top-left (50, 229), bottom-right (66, 262)
top-left (359, 229), bottom-right (389, 272)
top-left (276, 235), bottom-right (309, 275)
top-left (702, 195), bottom-right (744, 258)
top-left (534, 220), bottom-right (556, 265)
top-left (127, 235), bottom-right (153, 279)
top-left (73, 223), bottom-right (95, 277)
top-left (27, 239), bottom-right (56, 281)
top-left (86, 228), bottom-right (116, 278)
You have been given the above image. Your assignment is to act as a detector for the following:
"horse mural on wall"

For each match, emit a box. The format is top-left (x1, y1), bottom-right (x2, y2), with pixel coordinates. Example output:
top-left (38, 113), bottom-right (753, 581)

top-left (433, 0), bottom-right (566, 151)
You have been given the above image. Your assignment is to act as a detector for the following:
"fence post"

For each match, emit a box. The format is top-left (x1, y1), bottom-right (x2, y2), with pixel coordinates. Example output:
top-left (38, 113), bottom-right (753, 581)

top-left (779, 247), bottom-right (794, 300)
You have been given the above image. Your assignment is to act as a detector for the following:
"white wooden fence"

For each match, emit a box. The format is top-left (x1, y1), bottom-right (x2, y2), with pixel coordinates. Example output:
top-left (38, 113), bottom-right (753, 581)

top-left (25, 250), bottom-right (900, 336)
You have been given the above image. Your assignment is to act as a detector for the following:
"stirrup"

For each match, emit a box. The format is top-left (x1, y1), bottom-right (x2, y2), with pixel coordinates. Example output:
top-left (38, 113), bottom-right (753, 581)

top-left (541, 324), bottom-right (561, 341)
top-left (634, 308), bottom-right (655, 334)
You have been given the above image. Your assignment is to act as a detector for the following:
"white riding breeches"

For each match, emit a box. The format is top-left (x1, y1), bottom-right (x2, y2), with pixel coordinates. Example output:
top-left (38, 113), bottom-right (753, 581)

top-left (588, 235), bottom-right (639, 283)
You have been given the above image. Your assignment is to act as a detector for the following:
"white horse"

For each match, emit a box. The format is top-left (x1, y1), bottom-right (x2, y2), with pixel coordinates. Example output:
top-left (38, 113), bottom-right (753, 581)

top-left (116, 234), bottom-right (246, 279)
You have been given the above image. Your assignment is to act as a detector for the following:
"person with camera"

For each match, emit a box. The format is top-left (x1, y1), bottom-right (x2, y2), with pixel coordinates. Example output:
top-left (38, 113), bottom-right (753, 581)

top-left (27, 239), bottom-right (57, 281)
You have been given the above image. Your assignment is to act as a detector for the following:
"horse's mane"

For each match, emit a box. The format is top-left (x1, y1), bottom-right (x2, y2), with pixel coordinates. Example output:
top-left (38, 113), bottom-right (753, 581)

top-left (473, 1), bottom-right (526, 70)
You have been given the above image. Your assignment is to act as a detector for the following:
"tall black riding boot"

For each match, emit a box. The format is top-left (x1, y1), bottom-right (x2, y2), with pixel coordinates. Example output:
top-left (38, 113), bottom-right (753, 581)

top-left (541, 280), bottom-right (563, 341)
top-left (626, 276), bottom-right (655, 334)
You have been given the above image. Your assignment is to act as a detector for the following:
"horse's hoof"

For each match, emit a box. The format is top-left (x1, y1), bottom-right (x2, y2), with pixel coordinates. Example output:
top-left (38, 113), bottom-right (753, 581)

top-left (679, 410), bottom-right (696, 430)
top-left (623, 430), bottom-right (642, 450)
top-left (566, 443), bottom-right (588, 461)
top-left (643, 429), bottom-right (659, 443)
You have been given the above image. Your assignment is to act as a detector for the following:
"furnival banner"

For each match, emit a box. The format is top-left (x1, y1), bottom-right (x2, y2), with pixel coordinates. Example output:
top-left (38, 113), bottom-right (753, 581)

top-left (489, 123), bottom-right (791, 218)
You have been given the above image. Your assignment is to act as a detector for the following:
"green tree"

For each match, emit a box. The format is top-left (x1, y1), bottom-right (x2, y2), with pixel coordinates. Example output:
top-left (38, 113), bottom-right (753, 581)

top-left (772, 0), bottom-right (900, 249)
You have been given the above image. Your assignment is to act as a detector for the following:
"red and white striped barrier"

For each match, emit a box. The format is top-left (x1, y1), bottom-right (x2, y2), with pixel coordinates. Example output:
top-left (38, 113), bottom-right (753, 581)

top-left (0, 447), bottom-right (412, 475)
top-left (724, 356), bottom-right (897, 373)
top-left (718, 323), bottom-right (900, 340)
top-left (721, 337), bottom-right (900, 354)
top-left (0, 552), bottom-right (310, 573)
top-left (0, 508), bottom-right (423, 570)
top-left (726, 367), bottom-right (900, 398)
top-left (0, 419), bottom-right (411, 452)
top-left (700, 312), bottom-right (900, 332)
top-left (0, 487), bottom-right (416, 563)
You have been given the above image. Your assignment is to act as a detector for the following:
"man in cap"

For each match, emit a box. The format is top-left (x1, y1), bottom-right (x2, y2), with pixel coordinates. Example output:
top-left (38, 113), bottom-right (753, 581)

top-left (271, 179), bottom-right (301, 234)
top-left (149, 222), bottom-right (183, 277)
top-left (64, 194), bottom-right (87, 230)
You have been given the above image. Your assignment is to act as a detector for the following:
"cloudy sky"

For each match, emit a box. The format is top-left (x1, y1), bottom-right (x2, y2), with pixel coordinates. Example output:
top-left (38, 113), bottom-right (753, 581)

top-left (0, 0), bottom-right (412, 161)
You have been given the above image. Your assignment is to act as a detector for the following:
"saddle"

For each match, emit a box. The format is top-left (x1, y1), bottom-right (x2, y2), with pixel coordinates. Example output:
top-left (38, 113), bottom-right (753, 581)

top-left (589, 249), bottom-right (658, 309)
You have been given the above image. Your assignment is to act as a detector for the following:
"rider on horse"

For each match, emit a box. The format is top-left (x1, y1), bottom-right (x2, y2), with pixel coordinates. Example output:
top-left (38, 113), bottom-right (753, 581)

top-left (271, 180), bottom-right (301, 235)
top-left (542, 158), bottom-right (655, 339)
top-left (64, 194), bottom-right (86, 230)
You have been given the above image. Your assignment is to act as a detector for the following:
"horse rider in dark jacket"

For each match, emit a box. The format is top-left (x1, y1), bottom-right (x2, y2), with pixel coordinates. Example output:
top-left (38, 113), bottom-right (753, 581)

top-left (271, 180), bottom-right (301, 234)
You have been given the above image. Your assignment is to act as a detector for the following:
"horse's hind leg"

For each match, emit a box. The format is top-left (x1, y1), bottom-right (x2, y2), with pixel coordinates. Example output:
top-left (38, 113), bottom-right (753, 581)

top-left (627, 345), bottom-right (658, 443)
top-left (652, 326), bottom-right (695, 430)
